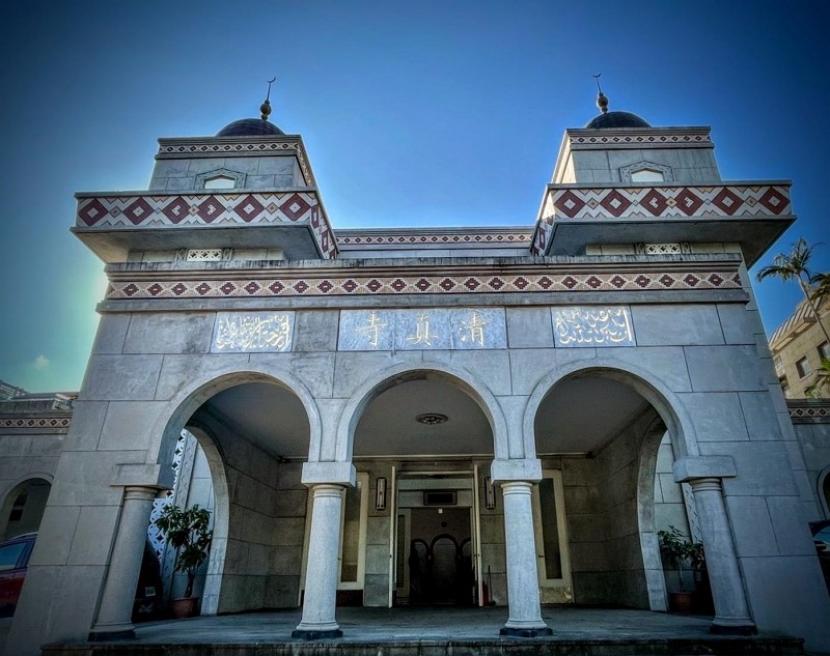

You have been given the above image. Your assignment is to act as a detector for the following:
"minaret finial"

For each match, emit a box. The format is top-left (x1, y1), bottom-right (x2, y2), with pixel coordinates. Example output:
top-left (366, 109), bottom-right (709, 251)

top-left (260, 76), bottom-right (276, 120)
top-left (593, 73), bottom-right (608, 114)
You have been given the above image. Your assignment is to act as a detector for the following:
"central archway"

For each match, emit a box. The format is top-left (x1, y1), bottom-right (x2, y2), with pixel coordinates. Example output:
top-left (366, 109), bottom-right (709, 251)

top-left (327, 366), bottom-right (509, 609)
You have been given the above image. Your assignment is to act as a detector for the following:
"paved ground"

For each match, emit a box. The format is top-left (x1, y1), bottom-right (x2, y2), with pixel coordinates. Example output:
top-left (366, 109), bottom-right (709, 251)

top-left (35, 609), bottom-right (816, 656)
top-left (128, 607), bottom-right (735, 643)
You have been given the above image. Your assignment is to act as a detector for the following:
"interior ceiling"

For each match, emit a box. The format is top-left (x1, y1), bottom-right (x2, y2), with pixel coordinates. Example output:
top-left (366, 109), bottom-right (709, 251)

top-left (355, 379), bottom-right (493, 457)
top-left (197, 382), bottom-right (310, 459)
top-left (535, 376), bottom-right (652, 455)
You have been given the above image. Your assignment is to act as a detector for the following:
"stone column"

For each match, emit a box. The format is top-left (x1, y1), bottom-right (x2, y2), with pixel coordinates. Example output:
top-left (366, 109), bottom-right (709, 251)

top-left (690, 477), bottom-right (756, 634)
top-left (293, 484), bottom-right (345, 639)
top-left (89, 486), bottom-right (158, 640)
top-left (499, 481), bottom-right (552, 637)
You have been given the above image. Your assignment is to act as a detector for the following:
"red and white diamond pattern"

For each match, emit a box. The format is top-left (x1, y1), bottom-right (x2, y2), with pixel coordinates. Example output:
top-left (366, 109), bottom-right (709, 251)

top-left (545, 184), bottom-right (791, 221)
top-left (532, 183), bottom-right (791, 255)
top-left (337, 231), bottom-right (532, 246)
top-left (76, 191), bottom-right (337, 259)
top-left (0, 417), bottom-right (71, 431)
top-left (107, 268), bottom-right (742, 300)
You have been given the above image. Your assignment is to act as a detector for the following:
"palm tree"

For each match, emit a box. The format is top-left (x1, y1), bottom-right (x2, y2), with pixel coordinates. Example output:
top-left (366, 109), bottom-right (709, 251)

top-left (757, 238), bottom-right (830, 344)
top-left (805, 358), bottom-right (830, 398)
top-left (811, 272), bottom-right (830, 304)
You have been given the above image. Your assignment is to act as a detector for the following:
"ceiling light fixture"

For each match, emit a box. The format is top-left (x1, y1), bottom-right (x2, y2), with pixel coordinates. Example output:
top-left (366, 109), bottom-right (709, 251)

top-left (416, 413), bottom-right (449, 425)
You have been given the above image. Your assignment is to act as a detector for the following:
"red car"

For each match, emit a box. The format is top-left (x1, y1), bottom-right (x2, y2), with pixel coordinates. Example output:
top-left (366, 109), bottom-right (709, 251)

top-left (0, 532), bottom-right (36, 617)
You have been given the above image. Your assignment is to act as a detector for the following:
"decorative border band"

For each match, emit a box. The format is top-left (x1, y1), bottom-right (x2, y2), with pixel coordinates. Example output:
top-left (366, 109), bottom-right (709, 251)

top-left (106, 269), bottom-right (742, 300)
top-left (569, 133), bottom-right (712, 147)
top-left (76, 191), bottom-right (337, 259)
top-left (337, 231), bottom-right (532, 247)
top-left (0, 417), bottom-right (71, 430)
top-left (788, 404), bottom-right (830, 422)
top-left (546, 184), bottom-right (790, 221)
top-left (158, 141), bottom-right (299, 156)
top-left (531, 183), bottom-right (792, 256)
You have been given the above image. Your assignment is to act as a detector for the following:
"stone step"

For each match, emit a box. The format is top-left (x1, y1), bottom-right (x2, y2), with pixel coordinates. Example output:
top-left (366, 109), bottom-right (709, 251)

top-left (42, 636), bottom-right (805, 656)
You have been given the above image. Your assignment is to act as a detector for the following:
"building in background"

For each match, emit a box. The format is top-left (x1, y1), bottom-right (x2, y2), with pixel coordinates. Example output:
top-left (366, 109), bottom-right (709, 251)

top-left (770, 297), bottom-right (830, 398)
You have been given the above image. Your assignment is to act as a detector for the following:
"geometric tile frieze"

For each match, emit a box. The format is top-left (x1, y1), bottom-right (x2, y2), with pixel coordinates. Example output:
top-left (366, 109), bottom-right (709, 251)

top-left (76, 191), bottom-right (337, 259)
top-left (568, 132), bottom-right (712, 148)
top-left (337, 231), bottom-right (532, 246)
top-left (787, 403), bottom-right (830, 423)
top-left (531, 183), bottom-right (792, 255)
top-left (0, 416), bottom-right (72, 431)
top-left (105, 268), bottom-right (743, 300)
top-left (546, 184), bottom-right (792, 221)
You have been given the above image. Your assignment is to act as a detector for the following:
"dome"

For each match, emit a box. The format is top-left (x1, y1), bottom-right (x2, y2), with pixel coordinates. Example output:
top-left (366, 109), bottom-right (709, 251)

top-left (216, 118), bottom-right (284, 137)
top-left (585, 111), bottom-right (650, 129)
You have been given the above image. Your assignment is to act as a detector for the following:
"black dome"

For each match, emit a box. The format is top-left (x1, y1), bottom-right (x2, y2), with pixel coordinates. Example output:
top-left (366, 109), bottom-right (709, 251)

top-left (217, 118), bottom-right (284, 137)
top-left (585, 111), bottom-right (650, 129)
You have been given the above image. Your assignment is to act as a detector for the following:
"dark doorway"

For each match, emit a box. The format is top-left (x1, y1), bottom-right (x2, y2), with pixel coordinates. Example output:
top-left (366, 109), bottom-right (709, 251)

top-left (407, 507), bottom-right (473, 606)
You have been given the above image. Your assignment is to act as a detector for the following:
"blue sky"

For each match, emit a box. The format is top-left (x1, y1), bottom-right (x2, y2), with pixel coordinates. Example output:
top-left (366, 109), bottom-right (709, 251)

top-left (1, 0), bottom-right (828, 391)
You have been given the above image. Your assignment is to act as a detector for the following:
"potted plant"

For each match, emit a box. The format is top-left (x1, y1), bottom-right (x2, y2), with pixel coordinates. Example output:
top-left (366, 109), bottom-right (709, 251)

top-left (154, 504), bottom-right (213, 618)
top-left (658, 526), bottom-right (702, 613)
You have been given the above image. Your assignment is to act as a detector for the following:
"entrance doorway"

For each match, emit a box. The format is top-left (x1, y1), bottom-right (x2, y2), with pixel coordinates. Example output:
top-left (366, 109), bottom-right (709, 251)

top-left (393, 472), bottom-right (480, 608)
top-left (407, 507), bottom-right (472, 606)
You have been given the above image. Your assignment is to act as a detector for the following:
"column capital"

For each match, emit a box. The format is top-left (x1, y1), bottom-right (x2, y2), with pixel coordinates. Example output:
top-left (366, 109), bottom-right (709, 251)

top-left (688, 477), bottom-right (723, 493)
top-left (491, 458), bottom-right (542, 483)
top-left (308, 483), bottom-right (347, 498)
top-left (673, 455), bottom-right (736, 484)
top-left (500, 480), bottom-right (534, 495)
top-left (122, 485), bottom-right (161, 502)
top-left (301, 461), bottom-right (356, 487)
top-left (111, 463), bottom-right (171, 490)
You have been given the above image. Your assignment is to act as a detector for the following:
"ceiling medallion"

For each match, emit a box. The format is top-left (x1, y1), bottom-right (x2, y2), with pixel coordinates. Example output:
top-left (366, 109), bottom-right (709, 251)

top-left (416, 413), bottom-right (449, 425)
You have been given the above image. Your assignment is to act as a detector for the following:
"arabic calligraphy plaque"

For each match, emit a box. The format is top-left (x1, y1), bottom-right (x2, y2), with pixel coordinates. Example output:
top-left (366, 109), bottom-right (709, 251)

top-left (212, 312), bottom-right (295, 352)
top-left (551, 306), bottom-right (635, 347)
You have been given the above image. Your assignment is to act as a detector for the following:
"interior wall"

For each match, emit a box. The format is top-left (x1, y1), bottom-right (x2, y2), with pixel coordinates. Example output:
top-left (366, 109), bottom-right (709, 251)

top-left (480, 470), bottom-right (507, 606)
top-left (193, 411), bottom-right (307, 613)
top-left (362, 461), bottom-right (392, 607)
top-left (591, 410), bottom-right (653, 608)
top-left (542, 408), bottom-right (691, 609)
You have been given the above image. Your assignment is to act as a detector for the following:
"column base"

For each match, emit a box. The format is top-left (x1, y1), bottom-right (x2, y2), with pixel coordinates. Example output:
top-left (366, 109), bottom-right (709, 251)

top-left (291, 628), bottom-right (343, 640)
top-left (710, 620), bottom-right (757, 636)
top-left (88, 624), bottom-right (136, 641)
top-left (500, 626), bottom-right (553, 638)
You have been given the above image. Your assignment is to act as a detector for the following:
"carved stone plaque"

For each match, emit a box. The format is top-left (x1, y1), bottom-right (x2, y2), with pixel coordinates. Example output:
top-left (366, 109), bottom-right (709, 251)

top-left (211, 312), bottom-right (295, 352)
top-left (338, 308), bottom-right (506, 351)
top-left (551, 306), bottom-right (635, 348)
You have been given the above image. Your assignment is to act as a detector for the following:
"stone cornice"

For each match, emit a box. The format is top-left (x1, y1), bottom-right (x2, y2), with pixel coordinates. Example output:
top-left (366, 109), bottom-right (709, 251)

top-left (564, 126), bottom-right (713, 150)
top-left (102, 254), bottom-right (744, 304)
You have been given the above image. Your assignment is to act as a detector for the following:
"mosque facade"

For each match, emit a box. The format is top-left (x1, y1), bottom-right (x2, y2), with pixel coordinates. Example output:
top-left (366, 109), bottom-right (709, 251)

top-left (5, 91), bottom-right (830, 654)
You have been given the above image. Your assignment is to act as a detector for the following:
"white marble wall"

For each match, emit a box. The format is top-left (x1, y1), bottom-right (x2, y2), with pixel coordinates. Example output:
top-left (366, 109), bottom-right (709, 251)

top-left (8, 297), bottom-right (830, 654)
